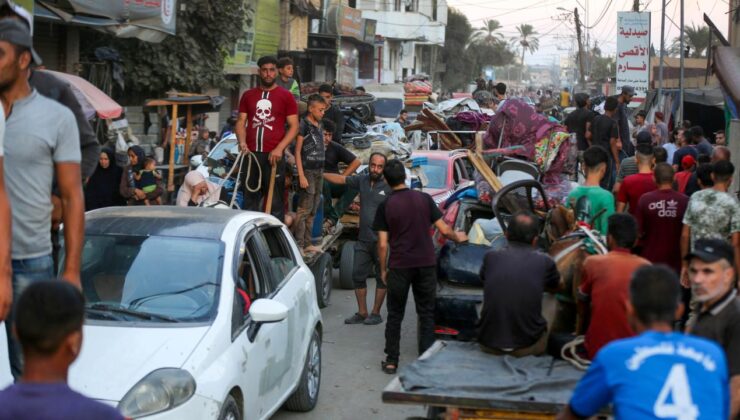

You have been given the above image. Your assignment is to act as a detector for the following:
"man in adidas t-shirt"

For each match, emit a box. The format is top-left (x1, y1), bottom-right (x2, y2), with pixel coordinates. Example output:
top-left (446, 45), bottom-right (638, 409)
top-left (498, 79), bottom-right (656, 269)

top-left (236, 55), bottom-right (298, 221)
top-left (558, 265), bottom-right (728, 420)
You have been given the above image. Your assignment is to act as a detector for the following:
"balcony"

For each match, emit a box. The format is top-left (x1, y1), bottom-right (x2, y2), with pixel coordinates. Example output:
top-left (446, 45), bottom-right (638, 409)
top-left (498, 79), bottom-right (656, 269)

top-left (360, 10), bottom-right (445, 45)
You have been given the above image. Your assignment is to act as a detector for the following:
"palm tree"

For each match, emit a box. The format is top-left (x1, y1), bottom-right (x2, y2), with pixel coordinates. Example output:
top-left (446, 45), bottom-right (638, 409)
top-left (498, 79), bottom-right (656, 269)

top-left (670, 24), bottom-right (711, 58)
top-left (513, 24), bottom-right (539, 81)
top-left (476, 19), bottom-right (504, 46)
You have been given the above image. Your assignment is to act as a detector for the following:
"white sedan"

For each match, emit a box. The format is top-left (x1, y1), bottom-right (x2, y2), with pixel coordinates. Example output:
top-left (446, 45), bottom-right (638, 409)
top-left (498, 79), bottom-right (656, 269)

top-left (64, 207), bottom-right (322, 419)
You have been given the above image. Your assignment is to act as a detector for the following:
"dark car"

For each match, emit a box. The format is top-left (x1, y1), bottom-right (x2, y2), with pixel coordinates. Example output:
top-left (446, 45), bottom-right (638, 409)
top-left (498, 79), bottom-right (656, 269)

top-left (434, 180), bottom-right (550, 340)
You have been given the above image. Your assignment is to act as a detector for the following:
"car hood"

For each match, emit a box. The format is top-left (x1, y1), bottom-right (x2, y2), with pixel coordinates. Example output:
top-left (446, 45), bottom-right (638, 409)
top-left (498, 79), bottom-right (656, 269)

top-left (69, 324), bottom-right (210, 401)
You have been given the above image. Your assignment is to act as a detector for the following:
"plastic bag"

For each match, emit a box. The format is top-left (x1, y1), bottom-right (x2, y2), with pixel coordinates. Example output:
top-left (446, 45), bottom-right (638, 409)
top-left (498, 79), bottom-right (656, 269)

top-left (114, 131), bottom-right (129, 168)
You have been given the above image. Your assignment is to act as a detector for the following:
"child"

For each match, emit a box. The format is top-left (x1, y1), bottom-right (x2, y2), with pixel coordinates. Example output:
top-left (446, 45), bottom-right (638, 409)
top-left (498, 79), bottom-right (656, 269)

top-left (135, 157), bottom-right (163, 205)
top-left (293, 94), bottom-right (326, 255)
top-left (567, 146), bottom-right (615, 235)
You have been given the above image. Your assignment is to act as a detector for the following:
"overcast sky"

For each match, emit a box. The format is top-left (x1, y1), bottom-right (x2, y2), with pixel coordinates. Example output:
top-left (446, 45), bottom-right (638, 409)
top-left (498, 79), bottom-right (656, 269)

top-left (446, 0), bottom-right (731, 66)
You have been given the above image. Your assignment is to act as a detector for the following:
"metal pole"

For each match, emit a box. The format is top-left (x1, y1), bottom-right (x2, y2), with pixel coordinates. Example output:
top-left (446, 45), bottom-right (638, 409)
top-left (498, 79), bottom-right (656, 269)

top-left (657, 0), bottom-right (666, 103)
top-left (679, 0), bottom-right (684, 124)
top-left (335, 5), bottom-right (341, 84)
top-left (574, 8), bottom-right (586, 88)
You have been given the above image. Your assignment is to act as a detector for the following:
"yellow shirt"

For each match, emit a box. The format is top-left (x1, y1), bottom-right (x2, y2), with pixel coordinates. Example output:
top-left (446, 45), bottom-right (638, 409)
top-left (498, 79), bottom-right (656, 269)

top-left (560, 91), bottom-right (570, 108)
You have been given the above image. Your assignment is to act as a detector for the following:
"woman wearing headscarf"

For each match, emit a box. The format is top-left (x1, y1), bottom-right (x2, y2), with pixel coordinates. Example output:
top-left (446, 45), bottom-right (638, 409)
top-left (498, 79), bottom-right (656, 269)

top-left (85, 148), bottom-right (124, 210)
top-left (176, 170), bottom-right (223, 207)
top-left (120, 145), bottom-right (163, 205)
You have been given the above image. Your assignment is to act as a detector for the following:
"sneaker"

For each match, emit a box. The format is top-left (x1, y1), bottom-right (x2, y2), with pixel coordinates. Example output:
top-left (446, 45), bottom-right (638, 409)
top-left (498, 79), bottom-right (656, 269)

top-left (364, 313), bottom-right (383, 325)
top-left (344, 313), bottom-right (367, 324)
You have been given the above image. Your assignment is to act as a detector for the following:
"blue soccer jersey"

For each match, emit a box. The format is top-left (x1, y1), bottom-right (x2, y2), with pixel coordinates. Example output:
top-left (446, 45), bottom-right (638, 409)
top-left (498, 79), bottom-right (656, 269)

top-left (569, 331), bottom-right (729, 420)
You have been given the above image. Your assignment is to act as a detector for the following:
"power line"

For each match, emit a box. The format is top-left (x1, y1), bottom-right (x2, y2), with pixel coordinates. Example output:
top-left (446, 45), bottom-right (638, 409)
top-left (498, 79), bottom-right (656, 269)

top-left (585, 0), bottom-right (615, 29)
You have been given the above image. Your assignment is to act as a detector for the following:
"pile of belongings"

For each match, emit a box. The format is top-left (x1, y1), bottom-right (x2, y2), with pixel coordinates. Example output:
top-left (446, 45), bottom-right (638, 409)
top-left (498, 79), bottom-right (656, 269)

top-left (482, 98), bottom-right (577, 206)
top-left (300, 81), bottom-right (356, 96)
top-left (405, 108), bottom-right (492, 150)
top-left (434, 97), bottom-right (482, 115)
top-left (404, 75), bottom-right (432, 106)
top-left (342, 122), bottom-right (412, 164)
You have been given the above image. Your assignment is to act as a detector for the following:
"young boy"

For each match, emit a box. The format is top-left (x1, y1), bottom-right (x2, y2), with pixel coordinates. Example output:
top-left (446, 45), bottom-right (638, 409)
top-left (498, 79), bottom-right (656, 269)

top-left (135, 157), bottom-right (162, 205)
top-left (567, 146), bottom-right (615, 235)
top-left (276, 57), bottom-right (300, 101)
top-left (293, 94), bottom-right (326, 255)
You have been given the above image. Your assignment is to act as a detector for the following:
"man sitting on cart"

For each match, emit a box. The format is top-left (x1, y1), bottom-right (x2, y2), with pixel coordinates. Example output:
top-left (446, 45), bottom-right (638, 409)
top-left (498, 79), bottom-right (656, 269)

top-left (558, 266), bottom-right (729, 420)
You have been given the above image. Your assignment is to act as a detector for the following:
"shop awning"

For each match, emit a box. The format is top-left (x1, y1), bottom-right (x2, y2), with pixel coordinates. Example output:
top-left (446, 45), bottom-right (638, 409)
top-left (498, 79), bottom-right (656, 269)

top-left (35, 0), bottom-right (177, 43)
top-left (713, 46), bottom-right (740, 110)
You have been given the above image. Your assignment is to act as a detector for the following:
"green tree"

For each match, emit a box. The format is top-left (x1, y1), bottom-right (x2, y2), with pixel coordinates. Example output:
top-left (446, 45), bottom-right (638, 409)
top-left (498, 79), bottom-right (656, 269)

top-left (476, 19), bottom-right (504, 46)
top-left (441, 8), bottom-right (476, 92)
top-left (90, 0), bottom-right (247, 96)
top-left (512, 24), bottom-right (539, 81)
top-left (670, 24), bottom-right (712, 58)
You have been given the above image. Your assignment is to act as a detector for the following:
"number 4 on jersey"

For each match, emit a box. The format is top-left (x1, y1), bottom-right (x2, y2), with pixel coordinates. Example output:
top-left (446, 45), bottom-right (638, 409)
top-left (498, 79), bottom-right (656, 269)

top-left (653, 364), bottom-right (699, 420)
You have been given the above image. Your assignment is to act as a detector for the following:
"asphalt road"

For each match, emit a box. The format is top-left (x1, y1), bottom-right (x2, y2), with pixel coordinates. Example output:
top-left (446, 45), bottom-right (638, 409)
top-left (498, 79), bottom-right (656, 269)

top-left (273, 270), bottom-right (426, 420)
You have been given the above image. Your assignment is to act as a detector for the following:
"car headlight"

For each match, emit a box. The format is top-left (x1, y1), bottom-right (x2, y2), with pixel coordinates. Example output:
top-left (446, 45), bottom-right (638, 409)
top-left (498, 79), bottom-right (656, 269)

top-left (118, 368), bottom-right (196, 418)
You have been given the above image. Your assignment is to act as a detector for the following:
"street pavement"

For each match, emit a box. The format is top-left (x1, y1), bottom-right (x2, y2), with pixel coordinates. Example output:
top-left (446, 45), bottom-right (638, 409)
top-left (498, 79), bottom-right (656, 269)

top-left (274, 270), bottom-right (426, 420)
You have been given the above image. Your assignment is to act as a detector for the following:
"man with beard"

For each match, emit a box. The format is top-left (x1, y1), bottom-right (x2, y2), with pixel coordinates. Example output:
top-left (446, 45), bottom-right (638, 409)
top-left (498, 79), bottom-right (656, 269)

top-left (0, 19), bottom-right (84, 378)
top-left (324, 153), bottom-right (391, 326)
top-left (615, 86), bottom-right (635, 157)
top-left (236, 56), bottom-right (299, 221)
top-left (687, 238), bottom-right (740, 418)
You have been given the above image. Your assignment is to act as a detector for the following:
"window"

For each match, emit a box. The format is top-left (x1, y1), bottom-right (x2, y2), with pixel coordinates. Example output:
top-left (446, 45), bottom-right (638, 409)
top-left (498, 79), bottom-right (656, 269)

top-left (460, 157), bottom-right (475, 181)
top-left (257, 227), bottom-right (298, 289)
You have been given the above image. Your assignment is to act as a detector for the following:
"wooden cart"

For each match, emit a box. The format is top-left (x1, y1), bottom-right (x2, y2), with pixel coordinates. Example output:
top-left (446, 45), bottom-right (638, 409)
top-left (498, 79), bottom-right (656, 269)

top-left (382, 341), bottom-right (610, 420)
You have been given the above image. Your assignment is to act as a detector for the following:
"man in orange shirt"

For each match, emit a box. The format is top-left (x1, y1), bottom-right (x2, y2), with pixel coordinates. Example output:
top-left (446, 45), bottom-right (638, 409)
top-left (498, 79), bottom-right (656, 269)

top-left (578, 213), bottom-right (651, 359)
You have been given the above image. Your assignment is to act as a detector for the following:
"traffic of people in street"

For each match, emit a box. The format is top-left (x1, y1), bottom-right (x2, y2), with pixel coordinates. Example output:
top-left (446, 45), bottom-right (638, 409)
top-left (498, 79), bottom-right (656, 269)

top-left (0, 0), bottom-right (739, 419)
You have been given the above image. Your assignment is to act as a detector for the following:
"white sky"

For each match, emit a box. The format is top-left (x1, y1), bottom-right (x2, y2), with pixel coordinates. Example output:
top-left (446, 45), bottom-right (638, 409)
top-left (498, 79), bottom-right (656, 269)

top-left (445, 0), bottom-right (731, 66)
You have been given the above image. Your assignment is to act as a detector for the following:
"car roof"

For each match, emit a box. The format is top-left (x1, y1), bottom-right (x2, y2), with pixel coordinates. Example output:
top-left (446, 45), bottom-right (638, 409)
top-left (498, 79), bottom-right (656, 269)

top-left (85, 207), bottom-right (264, 240)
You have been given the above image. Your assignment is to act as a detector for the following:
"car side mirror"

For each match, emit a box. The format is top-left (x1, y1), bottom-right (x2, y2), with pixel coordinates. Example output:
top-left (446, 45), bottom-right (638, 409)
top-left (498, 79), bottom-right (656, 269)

top-left (247, 299), bottom-right (289, 342)
top-left (249, 299), bottom-right (288, 323)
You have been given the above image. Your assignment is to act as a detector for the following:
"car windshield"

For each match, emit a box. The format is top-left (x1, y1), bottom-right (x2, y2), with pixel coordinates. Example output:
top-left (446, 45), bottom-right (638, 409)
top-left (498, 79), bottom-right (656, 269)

top-left (419, 159), bottom-right (447, 190)
top-left (373, 98), bottom-right (404, 118)
top-left (75, 235), bottom-right (223, 324)
top-left (204, 138), bottom-right (238, 177)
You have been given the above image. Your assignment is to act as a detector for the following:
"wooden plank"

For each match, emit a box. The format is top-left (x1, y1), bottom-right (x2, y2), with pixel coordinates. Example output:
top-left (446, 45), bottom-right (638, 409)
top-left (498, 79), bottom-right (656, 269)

top-left (167, 104), bottom-right (179, 192)
top-left (145, 99), bottom-right (212, 107)
top-left (183, 106), bottom-right (193, 165)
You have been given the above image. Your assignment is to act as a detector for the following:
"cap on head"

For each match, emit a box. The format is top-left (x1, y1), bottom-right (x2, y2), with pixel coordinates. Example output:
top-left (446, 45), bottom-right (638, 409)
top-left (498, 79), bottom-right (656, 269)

top-left (681, 155), bottom-right (696, 170)
top-left (685, 238), bottom-right (734, 266)
top-left (655, 111), bottom-right (664, 120)
top-left (0, 17), bottom-right (41, 65)
top-left (621, 85), bottom-right (635, 95)
top-left (636, 130), bottom-right (652, 146)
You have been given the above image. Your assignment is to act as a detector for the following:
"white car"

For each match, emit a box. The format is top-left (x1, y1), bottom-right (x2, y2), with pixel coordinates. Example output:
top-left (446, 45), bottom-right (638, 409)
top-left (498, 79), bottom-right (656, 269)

top-left (65, 207), bottom-right (322, 419)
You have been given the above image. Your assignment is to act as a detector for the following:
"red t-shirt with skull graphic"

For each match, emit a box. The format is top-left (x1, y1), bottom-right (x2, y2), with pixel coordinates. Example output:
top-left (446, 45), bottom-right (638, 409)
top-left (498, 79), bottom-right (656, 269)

top-left (238, 86), bottom-right (298, 152)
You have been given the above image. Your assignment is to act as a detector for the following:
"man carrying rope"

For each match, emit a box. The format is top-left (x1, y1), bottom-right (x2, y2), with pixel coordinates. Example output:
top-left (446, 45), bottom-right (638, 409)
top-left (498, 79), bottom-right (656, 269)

top-left (235, 56), bottom-right (299, 221)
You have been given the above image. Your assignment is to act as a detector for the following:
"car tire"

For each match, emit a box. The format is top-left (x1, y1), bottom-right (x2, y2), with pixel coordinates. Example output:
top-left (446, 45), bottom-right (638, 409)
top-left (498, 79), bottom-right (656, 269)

top-left (218, 395), bottom-right (241, 420)
top-left (284, 328), bottom-right (321, 412)
top-left (338, 241), bottom-right (356, 290)
top-left (310, 252), bottom-right (332, 308)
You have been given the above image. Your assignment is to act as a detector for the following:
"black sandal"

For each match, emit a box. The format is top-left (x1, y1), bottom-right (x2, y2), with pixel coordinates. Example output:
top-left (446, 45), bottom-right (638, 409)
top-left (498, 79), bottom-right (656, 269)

top-left (381, 360), bottom-right (398, 374)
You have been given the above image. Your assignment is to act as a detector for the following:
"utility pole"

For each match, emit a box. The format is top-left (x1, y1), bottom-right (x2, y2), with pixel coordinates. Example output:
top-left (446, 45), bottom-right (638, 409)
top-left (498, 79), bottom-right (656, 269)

top-left (632, 0), bottom-right (640, 11)
top-left (658, 0), bottom-right (666, 103)
top-left (574, 7), bottom-right (586, 88)
top-left (679, 0), bottom-right (685, 124)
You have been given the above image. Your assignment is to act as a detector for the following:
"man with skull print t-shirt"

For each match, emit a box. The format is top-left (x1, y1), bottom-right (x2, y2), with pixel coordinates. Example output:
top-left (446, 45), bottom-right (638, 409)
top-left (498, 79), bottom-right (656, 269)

top-left (236, 55), bottom-right (299, 221)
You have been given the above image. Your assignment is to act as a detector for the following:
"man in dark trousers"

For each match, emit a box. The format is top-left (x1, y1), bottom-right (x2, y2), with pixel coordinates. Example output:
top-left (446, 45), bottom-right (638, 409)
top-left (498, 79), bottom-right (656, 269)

top-left (615, 85), bottom-right (635, 157)
top-left (373, 159), bottom-right (467, 374)
top-left (236, 56), bottom-right (299, 221)
top-left (478, 212), bottom-right (559, 357)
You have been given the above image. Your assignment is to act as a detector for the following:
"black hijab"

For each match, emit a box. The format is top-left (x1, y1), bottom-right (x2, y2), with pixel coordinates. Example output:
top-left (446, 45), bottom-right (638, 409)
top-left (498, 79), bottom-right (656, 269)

top-left (85, 148), bottom-right (124, 210)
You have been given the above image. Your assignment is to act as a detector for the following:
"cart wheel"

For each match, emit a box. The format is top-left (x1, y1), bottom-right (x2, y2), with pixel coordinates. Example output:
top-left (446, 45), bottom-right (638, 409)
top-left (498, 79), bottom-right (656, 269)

top-left (338, 241), bottom-right (356, 290)
top-left (310, 252), bottom-right (332, 308)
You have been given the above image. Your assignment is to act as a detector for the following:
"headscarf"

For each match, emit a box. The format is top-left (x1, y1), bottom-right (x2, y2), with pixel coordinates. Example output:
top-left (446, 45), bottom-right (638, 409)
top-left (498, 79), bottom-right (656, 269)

top-left (176, 170), bottom-right (222, 207)
top-left (85, 148), bottom-right (124, 210)
top-left (126, 145), bottom-right (146, 189)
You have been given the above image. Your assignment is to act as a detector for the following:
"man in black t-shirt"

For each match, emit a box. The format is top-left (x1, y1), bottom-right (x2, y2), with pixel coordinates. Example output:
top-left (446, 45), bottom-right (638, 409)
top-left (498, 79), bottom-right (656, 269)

top-left (321, 119), bottom-right (360, 232)
top-left (591, 96), bottom-right (621, 191)
top-left (563, 93), bottom-right (594, 151)
top-left (478, 212), bottom-right (559, 356)
top-left (372, 159), bottom-right (467, 374)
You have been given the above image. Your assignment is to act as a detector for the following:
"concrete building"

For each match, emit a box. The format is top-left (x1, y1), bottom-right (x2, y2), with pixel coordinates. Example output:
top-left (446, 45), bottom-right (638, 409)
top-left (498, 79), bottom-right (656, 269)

top-left (355, 0), bottom-right (447, 85)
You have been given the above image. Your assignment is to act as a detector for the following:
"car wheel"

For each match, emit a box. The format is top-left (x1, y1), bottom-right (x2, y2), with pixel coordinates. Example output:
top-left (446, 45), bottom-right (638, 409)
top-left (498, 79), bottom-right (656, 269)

top-left (284, 328), bottom-right (321, 412)
top-left (338, 241), bottom-right (356, 290)
top-left (310, 252), bottom-right (332, 308)
top-left (218, 395), bottom-right (241, 420)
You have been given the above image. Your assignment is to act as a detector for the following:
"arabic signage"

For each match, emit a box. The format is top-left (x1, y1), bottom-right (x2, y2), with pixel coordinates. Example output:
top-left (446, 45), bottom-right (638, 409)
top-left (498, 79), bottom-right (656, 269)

top-left (328, 5), bottom-right (364, 41)
top-left (616, 12), bottom-right (651, 103)
top-left (226, 0), bottom-right (279, 72)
